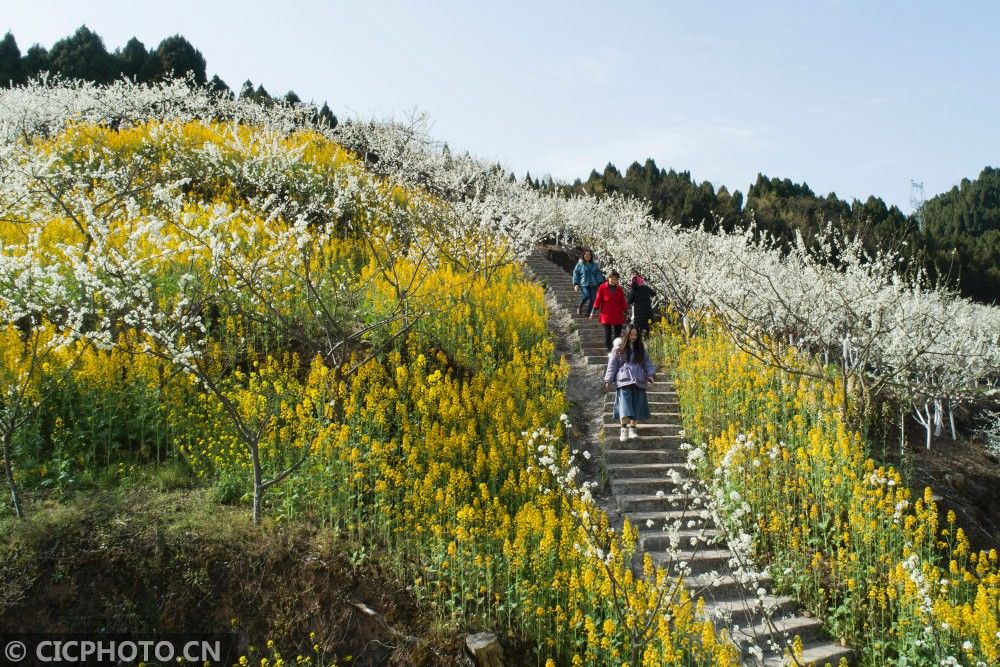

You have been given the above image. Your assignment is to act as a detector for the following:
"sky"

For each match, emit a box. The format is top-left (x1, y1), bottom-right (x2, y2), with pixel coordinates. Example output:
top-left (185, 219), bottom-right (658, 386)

top-left (5, 0), bottom-right (999, 213)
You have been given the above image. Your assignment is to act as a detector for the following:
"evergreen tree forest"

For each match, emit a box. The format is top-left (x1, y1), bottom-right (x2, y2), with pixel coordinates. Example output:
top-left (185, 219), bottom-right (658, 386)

top-left (0, 26), bottom-right (337, 127)
top-left (539, 160), bottom-right (999, 304)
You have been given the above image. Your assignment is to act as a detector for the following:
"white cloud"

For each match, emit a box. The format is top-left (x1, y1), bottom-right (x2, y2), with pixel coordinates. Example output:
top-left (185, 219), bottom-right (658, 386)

top-left (526, 49), bottom-right (624, 92)
top-left (537, 120), bottom-right (767, 183)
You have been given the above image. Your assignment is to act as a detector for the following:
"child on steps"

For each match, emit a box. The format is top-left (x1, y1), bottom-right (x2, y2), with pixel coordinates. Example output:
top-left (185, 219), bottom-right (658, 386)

top-left (604, 324), bottom-right (656, 442)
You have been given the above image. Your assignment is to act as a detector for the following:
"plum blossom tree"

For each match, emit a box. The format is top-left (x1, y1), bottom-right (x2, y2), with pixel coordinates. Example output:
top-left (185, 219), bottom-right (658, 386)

top-left (3, 75), bottom-right (999, 524)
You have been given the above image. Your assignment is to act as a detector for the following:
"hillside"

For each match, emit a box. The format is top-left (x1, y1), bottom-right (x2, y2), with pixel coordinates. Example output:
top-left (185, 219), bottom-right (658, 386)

top-left (1, 74), bottom-right (999, 666)
top-left (547, 159), bottom-right (998, 304)
top-left (0, 79), bottom-right (735, 665)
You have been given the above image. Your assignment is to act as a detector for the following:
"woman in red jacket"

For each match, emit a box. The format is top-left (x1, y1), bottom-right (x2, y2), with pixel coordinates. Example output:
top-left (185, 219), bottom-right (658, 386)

top-left (590, 271), bottom-right (628, 350)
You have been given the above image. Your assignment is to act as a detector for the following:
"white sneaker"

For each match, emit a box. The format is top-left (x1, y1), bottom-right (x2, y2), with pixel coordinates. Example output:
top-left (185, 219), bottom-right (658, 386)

top-left (628, 426), bottom-right (638, 439)
top-left (619, 427), bottom-right (628, 442)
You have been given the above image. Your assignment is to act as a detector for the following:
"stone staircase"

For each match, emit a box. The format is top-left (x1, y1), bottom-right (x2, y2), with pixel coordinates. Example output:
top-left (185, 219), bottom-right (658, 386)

top-left (526, 251), bottom-right (854, 667)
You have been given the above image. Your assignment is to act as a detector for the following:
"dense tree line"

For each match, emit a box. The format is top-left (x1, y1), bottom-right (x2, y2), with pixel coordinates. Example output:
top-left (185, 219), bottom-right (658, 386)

top-left (2, 28), bottom-right (992, 301)
top-left (538, 159), bottom-right (744, 232)
top-left (535, 159), bottom-right (997, 303)
top-left (0, 27), bottom-right (336, 128)
top-left (920, 167), bottom-right (1000, 303)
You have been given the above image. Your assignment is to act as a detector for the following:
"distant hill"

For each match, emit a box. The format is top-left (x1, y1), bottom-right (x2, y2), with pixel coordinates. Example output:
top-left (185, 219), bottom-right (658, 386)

top-left (4, 27), bottom-right (995, 303)
top-left (540, 159), bottom-right (998, 304)
top-left (921, 167), bottom-right (1000, 303)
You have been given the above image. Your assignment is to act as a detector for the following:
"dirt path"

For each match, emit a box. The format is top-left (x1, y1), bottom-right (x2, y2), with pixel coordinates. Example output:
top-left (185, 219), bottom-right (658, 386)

top-left (525, 256), bottom-right (625, 530)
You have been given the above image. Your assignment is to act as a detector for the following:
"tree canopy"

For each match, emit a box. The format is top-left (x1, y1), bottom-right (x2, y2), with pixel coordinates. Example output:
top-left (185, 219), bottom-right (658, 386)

top-left (546, 158), bottom-right (996, 304)
top-left (921, 167), bottom-right (1000, 302)
top-left (0, 27), bottom-right (336, 128)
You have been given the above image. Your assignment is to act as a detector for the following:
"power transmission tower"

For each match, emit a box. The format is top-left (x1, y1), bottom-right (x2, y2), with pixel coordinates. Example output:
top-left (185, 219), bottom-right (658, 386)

top-left (910, 180), bottom-right (925, 231)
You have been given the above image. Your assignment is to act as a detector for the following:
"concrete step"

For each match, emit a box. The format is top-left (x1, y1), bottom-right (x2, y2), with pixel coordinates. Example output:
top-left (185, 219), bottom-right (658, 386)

top-left (606, 462), bottom-right (689, 478)
top-left (638, 527), bottom-right (723, 552)
top-left (732, 612), bottom-right (825, 650)
top-left (607, 401), bottom-right (680, 412)
top-left (684, 572), bottom-right (774, 602)
top-left (761, 639), bottom-right (855, 666)
top-left (603, 412), bottom-right (680, 424)
top-left (619, 493), bottom-right (695, 512)
top-left (627, 509), bottom-right (714, 531)
top-left (603, 435), bottom-right (684, 450)
top-left (648, 547), bottom-right (733, 576)
top-left (602, 423), bottom-right (682, 437)
top-left (612, 477), bottom-right (692, 496)
top-left (604, 402), bottom-right (680, 415)
top-left (605, 449), bottom-right (687, 465)
top-left (702, 595), bottom-right (799, 628)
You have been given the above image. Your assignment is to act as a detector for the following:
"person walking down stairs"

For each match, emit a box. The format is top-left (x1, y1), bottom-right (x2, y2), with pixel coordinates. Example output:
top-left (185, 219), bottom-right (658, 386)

top-left (628, 270), bottom-right (657, 336)
top-left (604, 324), bottom-right (656, 442)
top-left (525, 250), bottom-right (856, 665)
top-left (591, 270), bottom-right (628, 350)
top-left (572, 248), bottom-right (604, 316)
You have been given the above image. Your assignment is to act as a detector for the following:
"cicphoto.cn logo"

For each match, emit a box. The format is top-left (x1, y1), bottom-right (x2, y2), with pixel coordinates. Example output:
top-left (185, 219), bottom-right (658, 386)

top-left (1, 633), bottom-right (238, 666)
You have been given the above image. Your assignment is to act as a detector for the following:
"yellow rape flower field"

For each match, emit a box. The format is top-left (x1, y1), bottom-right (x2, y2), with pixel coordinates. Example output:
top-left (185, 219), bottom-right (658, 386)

top-left (650, 322), bottom-right (1000, 666)
top-left (0, 120), bottom-right (735, 665)
top-left (10, 113), bottom-right (996, 666)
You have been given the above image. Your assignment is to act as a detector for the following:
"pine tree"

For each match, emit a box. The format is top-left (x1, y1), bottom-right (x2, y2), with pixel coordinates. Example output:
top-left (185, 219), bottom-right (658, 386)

top-left (49, 26), bottom-right (114, 83)
top-left (118, 37), bottom-right (148, 82)
top-left (208, 75), bottom-right (231, 96)
top-left (154, 35), bottom-right (206, 83)
top-left (0, 32), bottom-right (22, 86)
top-left (20, 44), bottom-right (49, 81)
top-left (318, 102), bottom-right (337, 128)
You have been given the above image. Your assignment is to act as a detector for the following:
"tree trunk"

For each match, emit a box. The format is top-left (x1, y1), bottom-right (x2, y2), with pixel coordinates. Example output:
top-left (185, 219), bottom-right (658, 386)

top-left (252, 443), bottom-right (263, 525)
top-left (465, 633), bottom-right (504, 667)
top-left (900, 408), bottom-right (906, 457)
top-left (913, 402), bottom-right (933, 450)
top-left (2, 430), bottom-right (24, 519)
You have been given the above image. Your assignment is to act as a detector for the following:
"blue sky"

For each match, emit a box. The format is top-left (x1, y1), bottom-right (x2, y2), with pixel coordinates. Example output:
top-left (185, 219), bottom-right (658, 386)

top-left (6, 1), bottom-right (999, 213)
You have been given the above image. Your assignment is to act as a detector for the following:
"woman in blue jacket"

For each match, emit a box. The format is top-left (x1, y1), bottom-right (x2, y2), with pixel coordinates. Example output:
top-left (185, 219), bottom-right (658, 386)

top-left (604, 324), bottom-right (656, 441)
top-left (572, 249), bottom-right (604, 316)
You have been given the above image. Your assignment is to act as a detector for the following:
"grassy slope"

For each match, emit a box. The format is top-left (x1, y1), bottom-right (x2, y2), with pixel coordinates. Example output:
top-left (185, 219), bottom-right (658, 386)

top-left (0, 478), bottom-right (512, 666)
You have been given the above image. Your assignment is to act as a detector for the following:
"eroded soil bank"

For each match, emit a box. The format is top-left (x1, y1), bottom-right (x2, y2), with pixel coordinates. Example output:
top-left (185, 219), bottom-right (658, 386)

top-left (0, 488), bottom-right (533, 666)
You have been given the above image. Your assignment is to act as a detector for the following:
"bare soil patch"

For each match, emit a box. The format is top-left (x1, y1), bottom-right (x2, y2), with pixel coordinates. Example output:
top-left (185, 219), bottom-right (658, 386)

top-left (0, 488), bottom-right (536, 666)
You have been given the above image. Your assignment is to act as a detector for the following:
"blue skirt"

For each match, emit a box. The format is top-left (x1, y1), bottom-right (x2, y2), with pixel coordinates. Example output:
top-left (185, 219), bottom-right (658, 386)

top-left (613, 384), bottom-right (651, 420)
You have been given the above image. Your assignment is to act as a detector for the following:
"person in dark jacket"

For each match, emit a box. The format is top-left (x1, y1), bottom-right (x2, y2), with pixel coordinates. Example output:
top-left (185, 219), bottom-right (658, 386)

top-left (628, 272), bottom-right (657, 336)
top-left (572, 249), bottom-right (604, 316)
